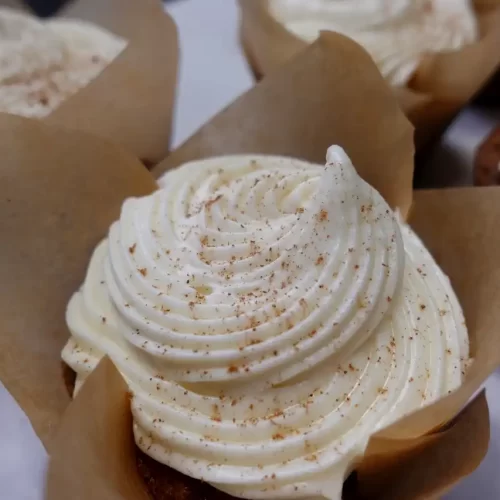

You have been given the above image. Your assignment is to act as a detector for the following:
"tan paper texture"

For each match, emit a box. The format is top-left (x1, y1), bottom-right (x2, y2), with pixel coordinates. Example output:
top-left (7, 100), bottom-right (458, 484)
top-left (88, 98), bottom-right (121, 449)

top-left (239, 0), bottom-right (500, 149)
top-left (1, 0), bottom-right (178, 164)
top-left (0, 32), bottom-right (498, 500)
top-left (0, 114), bottom-right (157, 447)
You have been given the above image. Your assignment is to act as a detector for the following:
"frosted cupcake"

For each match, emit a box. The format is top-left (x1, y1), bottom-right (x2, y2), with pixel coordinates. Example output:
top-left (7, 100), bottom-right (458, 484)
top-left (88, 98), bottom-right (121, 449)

top-left (268, 0), bottom-right (478, 87)
top-left (0, 7), bottom-right (126, 118)
top-left (62, 146), bottom-right (468, 499)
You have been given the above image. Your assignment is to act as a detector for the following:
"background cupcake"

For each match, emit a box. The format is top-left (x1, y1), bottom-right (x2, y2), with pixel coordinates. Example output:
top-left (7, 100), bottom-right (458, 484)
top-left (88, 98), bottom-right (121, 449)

top-left (240, 0), bottom-right (500, 148)
top-left (0, 7), bottom-right (126, 118)
top-left (0, 0), bottom-right (178, 165)
top-left (269, 0), bottom-right (478, 87)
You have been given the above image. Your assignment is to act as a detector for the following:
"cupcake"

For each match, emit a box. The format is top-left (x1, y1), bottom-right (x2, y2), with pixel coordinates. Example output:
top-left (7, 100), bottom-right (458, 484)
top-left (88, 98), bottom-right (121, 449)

top-left (0, 7), bottom-right (126, 118)
top-left (267, 0), bottom-right (478, 87)
top-left (240, 0), bottom-right (500, 148)
top-left (0, 0), bottom-right (178, 165)
top-left (61, 146), bottom-right (469, 499)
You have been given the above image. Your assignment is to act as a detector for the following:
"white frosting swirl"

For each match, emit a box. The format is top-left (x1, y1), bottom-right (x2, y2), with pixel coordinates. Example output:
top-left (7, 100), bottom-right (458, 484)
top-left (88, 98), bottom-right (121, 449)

top-left (269, 0), bottom-right (478, 86)
top-left (63, 147), bottom-right (468, 500)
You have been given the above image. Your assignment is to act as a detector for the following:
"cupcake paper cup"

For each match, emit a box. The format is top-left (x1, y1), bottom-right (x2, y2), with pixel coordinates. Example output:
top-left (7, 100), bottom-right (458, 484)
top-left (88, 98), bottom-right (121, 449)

top-left (0, 34), bottom-right (498, 500)
top-left (239, 0), bottom-right (500, 149)
top-left (2, 0), bottom-right (178, 165)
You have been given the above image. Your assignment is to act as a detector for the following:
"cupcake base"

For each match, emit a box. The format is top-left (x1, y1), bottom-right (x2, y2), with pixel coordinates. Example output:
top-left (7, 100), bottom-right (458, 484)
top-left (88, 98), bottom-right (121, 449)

top-left (62, 363), bottom-right (358, 500)
top-left (62, 363), bottom-right (237, 499)
top-left (136, 449), bottom-right (235, 500)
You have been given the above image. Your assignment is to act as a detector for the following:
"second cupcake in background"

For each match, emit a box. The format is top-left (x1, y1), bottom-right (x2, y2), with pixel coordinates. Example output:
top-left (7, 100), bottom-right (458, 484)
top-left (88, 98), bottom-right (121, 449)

top-left (0, 7), bottom-right (126, 118)
top-left (240, 0), bottom-right (500, 148)
top-left (269, 0), bottom-right (478, 87)
top-left (0, 0), bottom-right (179, 166)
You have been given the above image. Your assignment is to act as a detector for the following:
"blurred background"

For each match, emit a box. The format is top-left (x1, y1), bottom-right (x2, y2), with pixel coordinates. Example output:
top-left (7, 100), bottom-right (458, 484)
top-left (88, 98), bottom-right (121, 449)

top-left (5, 0), bottom-right (67, 16)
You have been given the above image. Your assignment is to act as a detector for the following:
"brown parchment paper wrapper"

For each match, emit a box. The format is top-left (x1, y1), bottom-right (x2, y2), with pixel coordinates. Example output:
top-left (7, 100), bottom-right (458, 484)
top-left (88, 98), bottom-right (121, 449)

top-left (0, 33), bottom-right (499, 500)
top-left (1, 0), bottom-right (178, 164)
top-left (239, 0), bottom-right (500, 149)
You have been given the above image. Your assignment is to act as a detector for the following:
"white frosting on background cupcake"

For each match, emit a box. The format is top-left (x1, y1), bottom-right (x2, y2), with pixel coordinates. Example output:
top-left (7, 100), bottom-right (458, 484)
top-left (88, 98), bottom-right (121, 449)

top-left (0, 8), bottom-right (126, 118)
top-left (270, 0), bottom-right (479, 86)
top-left (63, 147), bottom-right (468, 499)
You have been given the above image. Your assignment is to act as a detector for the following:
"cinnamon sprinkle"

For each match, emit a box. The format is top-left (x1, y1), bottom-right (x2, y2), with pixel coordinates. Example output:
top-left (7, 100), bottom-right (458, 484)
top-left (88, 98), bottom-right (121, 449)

top-left (317, 209), bottom-right (328, 222)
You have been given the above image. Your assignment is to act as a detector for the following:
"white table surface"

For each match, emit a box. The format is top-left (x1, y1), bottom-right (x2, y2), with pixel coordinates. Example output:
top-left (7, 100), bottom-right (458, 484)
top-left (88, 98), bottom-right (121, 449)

top-left (1, 0), bottom-right (499, 498)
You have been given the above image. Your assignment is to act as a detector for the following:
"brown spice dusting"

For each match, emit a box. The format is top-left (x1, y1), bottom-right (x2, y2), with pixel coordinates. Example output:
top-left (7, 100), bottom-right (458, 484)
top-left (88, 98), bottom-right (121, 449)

top-left (420, 304), bottom-right (426, 311)
top-left (101, 316), bottom-right (106, 324)
top-left (227, 365), bottom-right (239, 373)
top-left (267, 409), bottom-right (284, 420)
top-left (315, 255), bottom-right (324, 266)
top-left (378, 387), bottom-right (388, 395)
top-left (205, 194), bottom-right (223, 209)
top-left (296, 207), bottom-right (304, 214)
top-left (387, 296), bottom-right (392, 303)
top-left (129, 243), bottom-right (137, 254)
top-left (203, 434), bottom-right (219, 443)
top-left (211, 404), bottom-right (221, 423)
top-left (139, 268), bottom-right (148, 277)
top-left (317, 210), bottom-right (328, 222)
